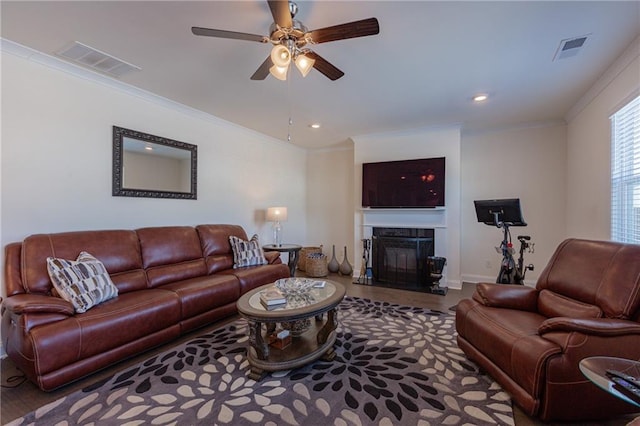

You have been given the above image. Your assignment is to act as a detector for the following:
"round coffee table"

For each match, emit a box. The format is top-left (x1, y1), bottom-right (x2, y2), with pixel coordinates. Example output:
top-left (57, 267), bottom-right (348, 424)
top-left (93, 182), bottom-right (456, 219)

top-left (236, 279), bottom-right (346, 381)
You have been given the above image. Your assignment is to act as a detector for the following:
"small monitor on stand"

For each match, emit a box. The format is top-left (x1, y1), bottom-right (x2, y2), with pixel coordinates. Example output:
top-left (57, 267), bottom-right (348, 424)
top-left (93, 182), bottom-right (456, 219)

top-left (474, 198), bottom-right (527, 227)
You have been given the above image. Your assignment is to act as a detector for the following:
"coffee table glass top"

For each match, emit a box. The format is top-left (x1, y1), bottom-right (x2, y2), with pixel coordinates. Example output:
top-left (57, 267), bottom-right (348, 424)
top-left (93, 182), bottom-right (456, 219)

top-left (238, 279), bottom-right (344, 320)
top-left (249, 279), bottom-right (336, 311)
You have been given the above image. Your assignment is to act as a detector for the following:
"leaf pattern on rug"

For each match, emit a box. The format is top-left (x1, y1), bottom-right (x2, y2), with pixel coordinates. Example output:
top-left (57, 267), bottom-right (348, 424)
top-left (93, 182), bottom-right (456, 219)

top-left (6, 297), bottom-right (513, 426)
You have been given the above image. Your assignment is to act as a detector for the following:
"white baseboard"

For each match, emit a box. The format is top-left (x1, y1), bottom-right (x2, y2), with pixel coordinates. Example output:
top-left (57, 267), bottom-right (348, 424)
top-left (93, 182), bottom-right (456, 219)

top-left (351, 272), bottom-right (462, 290)
top-left (461, 274), bottom-right (496, 284)
top-left (461, 274), bottom-right (536, 287)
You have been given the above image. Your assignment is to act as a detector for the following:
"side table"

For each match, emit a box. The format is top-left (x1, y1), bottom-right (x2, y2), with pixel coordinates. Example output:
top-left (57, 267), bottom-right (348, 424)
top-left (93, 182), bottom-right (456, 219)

top-left (579, 356), bottom-right (640, 408)
top-left (263, 244), bottom-right (302, 276)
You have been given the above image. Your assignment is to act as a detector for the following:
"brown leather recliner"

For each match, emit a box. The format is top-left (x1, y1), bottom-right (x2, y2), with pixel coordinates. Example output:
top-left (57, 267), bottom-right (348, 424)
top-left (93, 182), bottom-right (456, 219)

top-left (456, 238), bottom-right (640, 421)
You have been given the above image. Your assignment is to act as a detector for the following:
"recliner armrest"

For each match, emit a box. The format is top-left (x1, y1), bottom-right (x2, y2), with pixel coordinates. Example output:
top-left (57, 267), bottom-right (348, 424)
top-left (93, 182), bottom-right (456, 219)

top-left (539, 317), bottom-right (640, 337)
top-left (472, 282), bottom-right (539, 311)
top-left (2, 294), bottom-right (74, 316)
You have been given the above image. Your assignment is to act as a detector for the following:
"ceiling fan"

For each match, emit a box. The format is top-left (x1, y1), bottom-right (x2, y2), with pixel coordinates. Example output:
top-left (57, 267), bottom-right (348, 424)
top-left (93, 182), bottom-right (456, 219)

top-left (191, 0), bottom-right (380, 81)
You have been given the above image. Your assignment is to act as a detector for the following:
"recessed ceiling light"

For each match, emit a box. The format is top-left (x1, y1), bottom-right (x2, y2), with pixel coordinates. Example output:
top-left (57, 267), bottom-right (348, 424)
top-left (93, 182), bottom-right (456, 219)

top-left (473, 94), bottom-right (488, 102)
top-left (310, 123), bottom-right (321, 129)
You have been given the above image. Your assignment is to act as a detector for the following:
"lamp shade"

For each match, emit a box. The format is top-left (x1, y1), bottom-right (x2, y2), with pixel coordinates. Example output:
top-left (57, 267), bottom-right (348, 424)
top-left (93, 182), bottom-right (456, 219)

top-left (269, 64), bottom-right (288, 81)
top-left (270, 44), bottom-right (291, 68)
top-left (295, 53), bottom-right (315, 77)
top-left (266, 207), bottom-right (288, 222)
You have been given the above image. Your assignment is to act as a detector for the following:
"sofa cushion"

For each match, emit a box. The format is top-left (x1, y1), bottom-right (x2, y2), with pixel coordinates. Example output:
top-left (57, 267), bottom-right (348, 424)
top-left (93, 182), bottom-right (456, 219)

top-left (221, 263), bottom-right (291, 294)
top-left (159, 274), bottom-right (240, 319)
top-left (21, 230), bottom-right (144, 295)
top-left (229, 234), bottom-right (267, 268)
top-left (536, 238), bottom-right (640, 319)
top-left (197, 224), bottom-right (247, 274)
top-left (455, 298), bottom-right (561, 398)
top-left (137, 226), bottom-right (207, 288)
top-left (46, 252), bottom-right (118, 313)
top-left (30, 289), bottom-right (181, 376)
top-left (537, 289), bottom-right (602, 319)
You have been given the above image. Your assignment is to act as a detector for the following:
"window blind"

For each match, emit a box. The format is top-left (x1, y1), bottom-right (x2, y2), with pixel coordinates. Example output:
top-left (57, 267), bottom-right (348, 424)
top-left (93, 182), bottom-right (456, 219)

top-left (611, 95), bottom-right (640, 244)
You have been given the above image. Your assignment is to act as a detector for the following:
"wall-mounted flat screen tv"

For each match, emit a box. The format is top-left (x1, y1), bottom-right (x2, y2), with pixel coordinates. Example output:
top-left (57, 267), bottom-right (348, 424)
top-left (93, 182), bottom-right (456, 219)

top-left (362, 157), bottom-right (445, 208)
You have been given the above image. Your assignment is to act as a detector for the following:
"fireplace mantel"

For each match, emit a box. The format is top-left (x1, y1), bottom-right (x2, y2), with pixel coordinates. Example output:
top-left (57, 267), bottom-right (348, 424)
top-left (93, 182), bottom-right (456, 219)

top-left (360, 208), bottom-right (446, 229)
top-left (357, 208), bottom-right (449, 283)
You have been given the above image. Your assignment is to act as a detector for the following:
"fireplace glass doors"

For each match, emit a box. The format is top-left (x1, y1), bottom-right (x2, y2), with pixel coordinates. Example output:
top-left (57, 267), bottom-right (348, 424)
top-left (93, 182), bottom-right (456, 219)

top-left (371, 228), bottom-right (434, 289)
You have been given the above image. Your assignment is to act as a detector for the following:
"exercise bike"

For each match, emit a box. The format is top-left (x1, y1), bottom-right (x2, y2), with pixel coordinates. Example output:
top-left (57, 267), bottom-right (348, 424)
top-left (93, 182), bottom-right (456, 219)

top-left (474, 198), bottom-right (535, 285)
top-left (495, 226), bottom-right (534, 284)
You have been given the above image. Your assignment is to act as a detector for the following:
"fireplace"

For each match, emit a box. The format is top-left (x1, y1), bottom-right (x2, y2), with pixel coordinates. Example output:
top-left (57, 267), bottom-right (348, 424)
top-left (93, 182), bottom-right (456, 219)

top-left (371, 227), bottom-right (434, 289)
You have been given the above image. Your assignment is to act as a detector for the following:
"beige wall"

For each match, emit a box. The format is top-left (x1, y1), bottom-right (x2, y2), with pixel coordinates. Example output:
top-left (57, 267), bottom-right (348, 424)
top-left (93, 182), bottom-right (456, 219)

top-left (0, 47), bottom-right (308, 289)
top-left (304, 37), bottom-right (639, 287)
top-left (306, 147), bottom-right (355, 259)
top-left (566, 38), bottom-right (640, 239)
top-left (2, 33), bottom-right (638, 299)
top-left (461, 123), bottom-right (567, 285)
top-left (308, 123), bottom-right (567, 288)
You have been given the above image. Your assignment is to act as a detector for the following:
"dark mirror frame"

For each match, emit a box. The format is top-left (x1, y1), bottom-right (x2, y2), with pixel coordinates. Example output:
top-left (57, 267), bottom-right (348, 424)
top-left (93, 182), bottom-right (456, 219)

top-left (112, 126), bottom-right (197, 199)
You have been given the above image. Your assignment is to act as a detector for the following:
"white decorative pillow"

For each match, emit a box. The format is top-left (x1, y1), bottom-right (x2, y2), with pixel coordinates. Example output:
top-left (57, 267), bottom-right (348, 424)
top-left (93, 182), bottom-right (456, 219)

top-left (46, 251), bottom-right (119, 313)
top-left (229, 234), bottom-right (268, 269)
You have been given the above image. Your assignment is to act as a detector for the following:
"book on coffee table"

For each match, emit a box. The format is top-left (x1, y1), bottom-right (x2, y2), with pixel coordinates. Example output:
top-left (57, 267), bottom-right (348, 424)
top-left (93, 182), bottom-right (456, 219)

top-left (259, 287), bottom-right (286, 306)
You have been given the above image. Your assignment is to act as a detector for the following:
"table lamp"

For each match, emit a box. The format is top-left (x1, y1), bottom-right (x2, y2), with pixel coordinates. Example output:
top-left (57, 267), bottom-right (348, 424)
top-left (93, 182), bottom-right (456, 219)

top-left (266, 207), bottom-right (287, 246)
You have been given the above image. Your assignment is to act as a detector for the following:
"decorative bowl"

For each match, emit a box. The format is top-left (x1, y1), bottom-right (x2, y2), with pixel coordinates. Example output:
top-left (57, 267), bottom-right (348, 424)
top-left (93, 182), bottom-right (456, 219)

top-left (274, 278), bottom-right (316, 295)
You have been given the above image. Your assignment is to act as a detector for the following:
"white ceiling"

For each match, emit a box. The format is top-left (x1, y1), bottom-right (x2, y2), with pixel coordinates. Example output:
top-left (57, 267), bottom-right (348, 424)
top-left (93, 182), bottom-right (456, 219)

top-left (2, 1), bottom-right (639, 149)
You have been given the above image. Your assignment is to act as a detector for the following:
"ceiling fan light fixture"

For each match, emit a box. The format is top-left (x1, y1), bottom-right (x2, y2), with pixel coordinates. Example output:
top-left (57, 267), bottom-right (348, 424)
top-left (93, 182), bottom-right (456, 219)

top-left (269, 64), bottom-right (288, 80)
top-left (295, 53), bottom-right (315, 77)
top-left (270, 44), bottom-right (291, 68)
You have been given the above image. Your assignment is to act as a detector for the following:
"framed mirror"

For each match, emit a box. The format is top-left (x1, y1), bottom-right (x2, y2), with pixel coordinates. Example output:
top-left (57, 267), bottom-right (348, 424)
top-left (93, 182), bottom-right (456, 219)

top-left (112, 126), bottom-right (197, 199)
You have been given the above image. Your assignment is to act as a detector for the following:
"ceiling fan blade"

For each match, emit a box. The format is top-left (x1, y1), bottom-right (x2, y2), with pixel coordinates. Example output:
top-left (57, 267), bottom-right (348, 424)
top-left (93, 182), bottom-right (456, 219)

top-left (191, 27), bottom-right (267, 43)
top-left (307, 17), bottom-right (380, 44)
top-left (250, 56), bottom-right (273, 80)
top-left (268, 0), bottom-right (292, 29)
top-left (306, 51), bottom-right (344, 81)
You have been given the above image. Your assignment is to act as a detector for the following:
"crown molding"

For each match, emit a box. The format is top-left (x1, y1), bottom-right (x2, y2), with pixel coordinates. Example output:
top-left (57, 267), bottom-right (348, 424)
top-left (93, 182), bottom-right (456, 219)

top-left (565, 34), bottom-right (640, 123)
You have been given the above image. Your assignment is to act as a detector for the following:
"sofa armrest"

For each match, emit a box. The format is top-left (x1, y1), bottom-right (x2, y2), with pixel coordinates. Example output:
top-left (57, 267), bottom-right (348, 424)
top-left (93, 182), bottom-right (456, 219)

top-left (472, 283), bottom-right (539, 311)
top-left (264, 251), bottom-right (282, 264)
top-left (539, 317), bottom-right (640, 337)
top-left (2, 294), bottom-right (74, 316)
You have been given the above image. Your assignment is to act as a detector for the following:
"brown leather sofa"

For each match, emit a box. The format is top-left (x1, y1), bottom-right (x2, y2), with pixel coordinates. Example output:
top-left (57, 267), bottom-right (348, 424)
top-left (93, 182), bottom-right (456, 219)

top-left (1, 224), bottom-right (289, 391)
top-left (456, 238), bottom-right (640, 421)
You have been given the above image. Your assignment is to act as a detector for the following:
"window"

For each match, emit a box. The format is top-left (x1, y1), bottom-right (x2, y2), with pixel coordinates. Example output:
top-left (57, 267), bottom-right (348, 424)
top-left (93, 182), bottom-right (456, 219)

top-left (611, 95), bottom-right (640, 244)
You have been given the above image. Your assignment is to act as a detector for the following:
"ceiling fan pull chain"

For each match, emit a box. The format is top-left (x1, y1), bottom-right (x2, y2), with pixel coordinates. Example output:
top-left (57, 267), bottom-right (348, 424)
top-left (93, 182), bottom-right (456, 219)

top-left (287, 66), bottom-right (293, 143)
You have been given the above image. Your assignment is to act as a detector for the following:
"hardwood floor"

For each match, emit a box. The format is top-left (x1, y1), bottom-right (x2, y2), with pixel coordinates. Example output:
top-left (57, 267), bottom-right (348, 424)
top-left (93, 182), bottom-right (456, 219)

top-left (1, 275), bottom-right (637, 425)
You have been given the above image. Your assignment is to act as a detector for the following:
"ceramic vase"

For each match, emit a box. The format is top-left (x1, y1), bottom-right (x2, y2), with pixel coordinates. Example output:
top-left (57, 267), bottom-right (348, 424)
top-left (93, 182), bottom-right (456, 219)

top-left (328, 245), bottom-right (340, 273)
top-left (339, 246), bottom-right (353, 276)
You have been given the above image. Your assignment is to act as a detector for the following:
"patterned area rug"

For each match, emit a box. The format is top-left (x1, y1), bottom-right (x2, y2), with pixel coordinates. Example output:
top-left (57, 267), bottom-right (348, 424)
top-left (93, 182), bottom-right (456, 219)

top-left (7, 297), bottom-right (513, 425)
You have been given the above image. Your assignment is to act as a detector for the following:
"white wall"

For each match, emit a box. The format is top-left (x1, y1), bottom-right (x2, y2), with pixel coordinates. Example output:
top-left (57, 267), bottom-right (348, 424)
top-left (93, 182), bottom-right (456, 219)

top-left (0, 46), bottom-right (307, 299)
top-left (460, 123), bottom-right (567, 285)
top-left (566, 37), bottom-right (640, 239)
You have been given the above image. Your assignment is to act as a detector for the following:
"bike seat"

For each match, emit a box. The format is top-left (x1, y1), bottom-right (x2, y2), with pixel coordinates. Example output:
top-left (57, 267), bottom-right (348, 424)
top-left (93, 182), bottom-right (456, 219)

top-left (517, 235), bottom-right (531, 240)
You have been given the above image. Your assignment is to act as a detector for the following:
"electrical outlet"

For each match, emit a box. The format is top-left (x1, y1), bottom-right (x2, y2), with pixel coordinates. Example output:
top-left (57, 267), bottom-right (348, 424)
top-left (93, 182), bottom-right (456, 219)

top-left (485, 260), bottom-right (492, 269)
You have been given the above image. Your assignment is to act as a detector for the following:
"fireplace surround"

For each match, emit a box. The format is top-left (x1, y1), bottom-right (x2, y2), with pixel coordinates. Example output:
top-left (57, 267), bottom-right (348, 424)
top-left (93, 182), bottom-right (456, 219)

top-left (371, 227), bottom-right (435, 290)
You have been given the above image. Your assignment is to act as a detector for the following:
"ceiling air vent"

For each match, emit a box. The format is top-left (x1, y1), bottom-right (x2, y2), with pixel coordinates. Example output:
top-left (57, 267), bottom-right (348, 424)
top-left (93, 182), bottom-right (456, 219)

top-left (553, 34), bottom-right (590, 61)
top-left (56, 41), bottom-right (141, 77)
